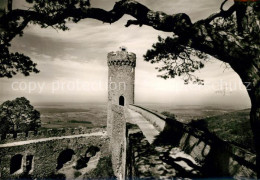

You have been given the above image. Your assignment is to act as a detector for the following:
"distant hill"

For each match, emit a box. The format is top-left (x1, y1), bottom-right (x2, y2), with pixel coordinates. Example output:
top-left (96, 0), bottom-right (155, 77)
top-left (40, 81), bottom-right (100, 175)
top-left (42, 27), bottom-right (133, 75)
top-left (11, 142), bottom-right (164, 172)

top-left (203, 109), bottom-right (255, 152)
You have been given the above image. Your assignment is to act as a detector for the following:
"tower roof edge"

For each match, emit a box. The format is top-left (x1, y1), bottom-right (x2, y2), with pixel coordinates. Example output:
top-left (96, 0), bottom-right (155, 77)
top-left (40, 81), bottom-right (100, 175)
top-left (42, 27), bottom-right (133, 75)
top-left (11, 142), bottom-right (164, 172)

top-left (107, 50), bottom-right (136, 62)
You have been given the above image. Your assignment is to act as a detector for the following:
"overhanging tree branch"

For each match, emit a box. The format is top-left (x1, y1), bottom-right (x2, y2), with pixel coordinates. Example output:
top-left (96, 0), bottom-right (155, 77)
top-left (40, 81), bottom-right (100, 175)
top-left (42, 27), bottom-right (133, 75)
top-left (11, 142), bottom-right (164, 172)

top-left (1, 0), bottom-right (193, 36)
top-left (0, 0), bottom-right (259, 79)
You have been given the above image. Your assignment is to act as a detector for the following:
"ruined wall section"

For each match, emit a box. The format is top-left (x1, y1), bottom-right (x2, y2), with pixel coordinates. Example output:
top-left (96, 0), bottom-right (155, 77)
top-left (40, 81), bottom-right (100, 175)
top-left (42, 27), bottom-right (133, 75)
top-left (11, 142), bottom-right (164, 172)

top-left (0, 132), bottom-right (109, 179)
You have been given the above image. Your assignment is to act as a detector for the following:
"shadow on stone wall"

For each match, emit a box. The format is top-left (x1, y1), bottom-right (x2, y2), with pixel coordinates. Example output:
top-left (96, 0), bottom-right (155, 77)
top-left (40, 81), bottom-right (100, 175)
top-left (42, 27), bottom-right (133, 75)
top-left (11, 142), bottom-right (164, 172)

top-left (126, 123), bottom-right (203, 179)
top-left (152, 117), bottom-right (257, 178)
top-left (153, 118), bottom-right (183, 146)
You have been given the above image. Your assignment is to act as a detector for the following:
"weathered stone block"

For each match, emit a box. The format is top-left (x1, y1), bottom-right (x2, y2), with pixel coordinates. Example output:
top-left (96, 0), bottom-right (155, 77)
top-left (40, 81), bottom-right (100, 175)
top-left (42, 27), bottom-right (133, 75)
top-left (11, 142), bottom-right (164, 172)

top-left (203, 144), bottom-right (211, 157)
top-left (36, 130), bottom-right (44, 138)
top-left (79, 128), bottom-right (85, 134)
top-left (46, 129), bottom-right (53, 137)
top-left (179, 133), bottom-right (189, 149)
top-left (27, 131), bottom-right (35, 139)
top-left (188, 135), bottom-right (199, 147)
top-left (74, 128), bottom-right (80, 135)
top-left (16, 133), bottom-right (25, 141)
top-left (59, 130), bottom-right (64, 136)
top-left (65, 128), bottom-right (72, 135)
top-left (6, 133), bottom-right (13, 140)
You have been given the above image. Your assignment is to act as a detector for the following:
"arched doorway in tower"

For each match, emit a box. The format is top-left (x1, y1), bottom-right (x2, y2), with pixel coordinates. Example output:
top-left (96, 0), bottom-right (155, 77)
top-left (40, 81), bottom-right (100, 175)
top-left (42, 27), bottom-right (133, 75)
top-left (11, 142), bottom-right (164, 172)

top-left (119, 96), bottom-right (124, 106)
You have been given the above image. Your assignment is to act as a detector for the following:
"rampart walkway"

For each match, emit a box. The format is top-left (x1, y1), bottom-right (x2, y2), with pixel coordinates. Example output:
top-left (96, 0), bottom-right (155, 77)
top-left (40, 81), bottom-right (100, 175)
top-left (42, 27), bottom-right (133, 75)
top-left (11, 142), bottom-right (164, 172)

top-left (127, 109), bottom-right (159, 143)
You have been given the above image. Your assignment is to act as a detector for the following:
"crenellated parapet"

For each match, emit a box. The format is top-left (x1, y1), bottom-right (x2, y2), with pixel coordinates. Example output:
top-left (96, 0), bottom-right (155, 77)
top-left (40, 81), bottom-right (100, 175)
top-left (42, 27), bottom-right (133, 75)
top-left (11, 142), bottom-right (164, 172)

top-left (0, 127), bottom-right (106, 144)
top-left (107, 50), bottom-right (136, 67)
top-left (107, 60), bottom-right (136, 67)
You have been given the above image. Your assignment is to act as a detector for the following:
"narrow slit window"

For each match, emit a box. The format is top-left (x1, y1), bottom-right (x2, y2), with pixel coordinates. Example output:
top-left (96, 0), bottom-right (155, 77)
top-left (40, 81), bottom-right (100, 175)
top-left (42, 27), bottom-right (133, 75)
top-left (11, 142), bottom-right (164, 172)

top-left (119, 96), bottom-right (124, 106)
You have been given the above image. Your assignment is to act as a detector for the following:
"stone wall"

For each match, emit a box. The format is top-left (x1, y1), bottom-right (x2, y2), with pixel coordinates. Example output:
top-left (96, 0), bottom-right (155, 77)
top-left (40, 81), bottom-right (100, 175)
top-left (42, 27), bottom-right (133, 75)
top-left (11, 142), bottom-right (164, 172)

top-left (111, 104), bottom-right (127, 180)
top-left (173, 120), bottom-right (257, 178)
top-left (0, 127), bottom-right (104, 144)
top-left (128, 105), bottom-right (257, 178)
top-left (0, 0), bottom-right (12, 16)
top-left (0, 131), bottom-right (109, 179)
top-left (129, 105), bottom-right (166, 131)
top-left (126, 124), bottom-right (192, 179)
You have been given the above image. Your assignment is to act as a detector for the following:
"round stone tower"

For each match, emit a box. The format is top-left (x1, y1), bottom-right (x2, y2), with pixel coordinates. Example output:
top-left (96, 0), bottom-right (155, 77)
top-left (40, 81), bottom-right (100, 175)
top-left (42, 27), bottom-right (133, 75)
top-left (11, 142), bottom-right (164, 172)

top-left (107, 47), bottom-right (136, 137)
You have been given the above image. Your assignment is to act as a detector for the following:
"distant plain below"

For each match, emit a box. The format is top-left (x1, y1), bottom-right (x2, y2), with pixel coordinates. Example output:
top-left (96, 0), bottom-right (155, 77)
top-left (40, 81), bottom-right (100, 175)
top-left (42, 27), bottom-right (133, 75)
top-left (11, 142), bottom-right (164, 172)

top-left (35, 102), bottom-right (249, 128)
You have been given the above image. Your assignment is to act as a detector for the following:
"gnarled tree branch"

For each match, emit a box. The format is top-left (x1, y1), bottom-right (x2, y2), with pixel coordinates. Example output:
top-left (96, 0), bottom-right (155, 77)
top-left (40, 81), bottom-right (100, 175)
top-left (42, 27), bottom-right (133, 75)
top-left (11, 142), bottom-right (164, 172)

top-left (0, 0), bottom-right (259, 78)
top-left (1, 0), bottom-right (193, 37)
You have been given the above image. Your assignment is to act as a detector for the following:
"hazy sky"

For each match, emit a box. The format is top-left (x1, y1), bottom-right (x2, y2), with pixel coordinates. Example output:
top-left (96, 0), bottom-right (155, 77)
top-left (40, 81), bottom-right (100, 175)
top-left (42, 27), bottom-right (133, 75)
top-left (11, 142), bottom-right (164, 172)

top-left (0, 0), bottom-right (251, 107)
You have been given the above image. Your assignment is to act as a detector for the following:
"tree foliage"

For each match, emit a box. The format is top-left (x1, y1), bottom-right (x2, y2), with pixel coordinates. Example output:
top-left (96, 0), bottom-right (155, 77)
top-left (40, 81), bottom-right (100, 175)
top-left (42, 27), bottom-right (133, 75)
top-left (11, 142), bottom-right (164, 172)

top-left (144, 36), bottom-right (207, 84)
top-left (144, 1), bottom-right (259, 84)
top-left (0, 97), bottom-right (41, 134)
top-left (0, 45), bottom-right (39, 78)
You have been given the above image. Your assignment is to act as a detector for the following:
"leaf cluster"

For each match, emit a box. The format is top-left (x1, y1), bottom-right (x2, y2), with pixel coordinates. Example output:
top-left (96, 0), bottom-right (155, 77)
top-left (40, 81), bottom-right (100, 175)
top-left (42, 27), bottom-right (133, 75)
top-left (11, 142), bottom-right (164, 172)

top-left (0, 45), bottom-right (39, 78)
top-left (0, 0), bottom-right (93, 78)
top-left (144, 36), bottom-right (207, 85)
top-left (25, 0), bottom-right (91, 30)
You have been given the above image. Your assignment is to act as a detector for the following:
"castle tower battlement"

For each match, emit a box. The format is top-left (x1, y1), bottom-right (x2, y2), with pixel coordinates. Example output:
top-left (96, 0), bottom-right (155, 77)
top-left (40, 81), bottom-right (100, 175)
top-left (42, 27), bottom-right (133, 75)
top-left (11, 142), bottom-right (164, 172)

top-left (107, 50), bottom-right (136, 67)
